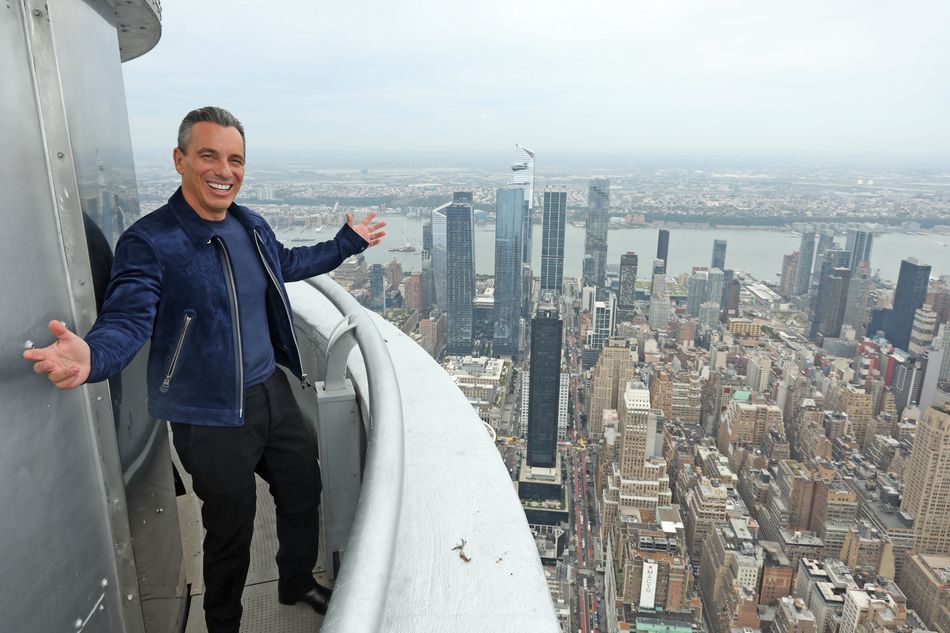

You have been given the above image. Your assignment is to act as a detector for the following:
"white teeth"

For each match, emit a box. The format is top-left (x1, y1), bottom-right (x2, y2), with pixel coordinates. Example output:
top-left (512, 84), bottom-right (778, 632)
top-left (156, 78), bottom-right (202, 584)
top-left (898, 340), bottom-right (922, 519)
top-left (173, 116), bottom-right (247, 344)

top-left (207, 182), bottom-right (231, 191)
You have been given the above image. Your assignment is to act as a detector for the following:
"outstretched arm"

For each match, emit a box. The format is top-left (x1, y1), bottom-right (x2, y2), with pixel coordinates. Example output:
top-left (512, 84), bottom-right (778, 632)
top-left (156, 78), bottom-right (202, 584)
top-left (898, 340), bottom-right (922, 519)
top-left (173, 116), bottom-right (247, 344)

top-left (276, 211), bottom-right (388, 282)
top-left (22, 320), bottom-right (91, 389)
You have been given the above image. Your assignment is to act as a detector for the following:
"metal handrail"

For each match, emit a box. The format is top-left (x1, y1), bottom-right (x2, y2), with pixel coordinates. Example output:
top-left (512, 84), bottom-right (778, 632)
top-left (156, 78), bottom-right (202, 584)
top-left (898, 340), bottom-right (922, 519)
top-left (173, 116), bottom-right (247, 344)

top-left (304, 276), bottom-right (404, 633)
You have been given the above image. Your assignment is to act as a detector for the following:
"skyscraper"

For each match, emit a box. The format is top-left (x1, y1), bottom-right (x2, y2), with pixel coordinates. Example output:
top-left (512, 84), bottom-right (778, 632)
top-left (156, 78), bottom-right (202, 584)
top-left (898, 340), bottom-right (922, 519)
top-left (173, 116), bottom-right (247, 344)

top-left (711, 239), bottom-right (727, 271)
top-left (540, 189), bottom-right (567, 294)
top-left (811, 265), bottom-right (851, 342)
top-left (720, 268), bottom-right (735, 311)
top-left (795, 229), bottom-right (817, 296)
top-left (512, 149), bottom-right (535, 323)
top-left (779, 252), bottom-right (799, 298)
top-left (492, 188), bottom-right (525, 358)
top-left (886, 259), bottom-right (932, 351)
top-left (900, 403), bottom-right (950, 555)
top-left (422, 218), bottom-right (433, 253)
top-left (686, 270), bottom-right (709, 317)
top-left (419, 250), bottom-right (434, 315)
top-left (587, 294), bottom-right (616, 353)
top-left (842, 260), bottom-right (870, 337)
top-left (583, 177), bottom-right (609, 291)
top-left (527, 305), bottom-right (562, 468)
top-left (618, 252), bottom-right (638, 313)
top-left (846, 228), bottom-right (873, 272)
top-left (811, 229), bottom-right (835, 290)
top-left (369, 263), bottom-right (385, 312)
top-left (706, 268), bottom-right (724, 306)
top-left (650, 258), bottom-right (665, 296)
top-left (430, 204), bottom-right (448, 310)
top-left (649, 271), bottom-right (671, 330)
top-left (724, 277), bottom-right (741, 317)
top-left (445, 201), bottom-right (475, 355)
top-left (908, 306), bottom-right (937, 356)
top-left (510, 145), bottom-right (535, 267)
top-left (656, 230), bottom-right (670, 275)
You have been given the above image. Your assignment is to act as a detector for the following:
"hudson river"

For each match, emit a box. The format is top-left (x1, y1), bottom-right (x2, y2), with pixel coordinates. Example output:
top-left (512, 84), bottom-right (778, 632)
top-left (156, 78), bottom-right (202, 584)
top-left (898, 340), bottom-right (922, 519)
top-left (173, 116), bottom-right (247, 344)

top-left (277, 218), bottom-right (949, 283)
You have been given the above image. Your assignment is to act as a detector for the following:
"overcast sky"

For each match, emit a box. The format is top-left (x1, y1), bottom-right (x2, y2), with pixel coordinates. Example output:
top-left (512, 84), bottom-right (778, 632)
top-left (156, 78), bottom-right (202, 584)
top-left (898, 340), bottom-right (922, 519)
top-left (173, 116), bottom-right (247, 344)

top-left (121, 1), bottom-right (950, 162)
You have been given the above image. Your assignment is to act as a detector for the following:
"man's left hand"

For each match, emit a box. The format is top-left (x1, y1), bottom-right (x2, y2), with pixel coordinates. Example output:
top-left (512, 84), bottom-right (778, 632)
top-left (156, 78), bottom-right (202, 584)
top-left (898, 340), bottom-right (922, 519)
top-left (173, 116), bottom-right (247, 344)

top-left (346, 211), bottom-right (387, 247)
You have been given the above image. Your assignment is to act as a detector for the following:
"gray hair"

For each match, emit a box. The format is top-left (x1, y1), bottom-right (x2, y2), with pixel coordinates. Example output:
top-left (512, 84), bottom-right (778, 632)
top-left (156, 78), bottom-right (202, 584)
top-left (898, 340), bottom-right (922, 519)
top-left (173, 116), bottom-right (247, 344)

top-left (177, 106), bottom-right (246, 152)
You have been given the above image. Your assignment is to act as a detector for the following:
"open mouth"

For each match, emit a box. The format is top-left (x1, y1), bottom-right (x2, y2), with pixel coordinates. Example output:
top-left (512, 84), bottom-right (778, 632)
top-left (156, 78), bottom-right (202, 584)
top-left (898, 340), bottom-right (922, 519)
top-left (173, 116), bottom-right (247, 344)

top-left (206, 181), bottom-right (233, 194)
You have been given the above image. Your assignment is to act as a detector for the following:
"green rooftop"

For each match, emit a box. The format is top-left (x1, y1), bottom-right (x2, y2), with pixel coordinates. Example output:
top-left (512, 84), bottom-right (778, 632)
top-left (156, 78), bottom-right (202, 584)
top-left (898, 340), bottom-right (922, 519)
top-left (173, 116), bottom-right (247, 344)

top-left (733, 390), bottom-right (752, 401)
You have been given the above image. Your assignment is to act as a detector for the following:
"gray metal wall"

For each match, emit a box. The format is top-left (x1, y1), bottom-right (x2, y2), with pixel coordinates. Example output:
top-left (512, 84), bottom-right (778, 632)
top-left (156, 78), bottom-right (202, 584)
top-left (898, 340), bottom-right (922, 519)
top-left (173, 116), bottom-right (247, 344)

top-left (1, 1), bottom-right (182, 631)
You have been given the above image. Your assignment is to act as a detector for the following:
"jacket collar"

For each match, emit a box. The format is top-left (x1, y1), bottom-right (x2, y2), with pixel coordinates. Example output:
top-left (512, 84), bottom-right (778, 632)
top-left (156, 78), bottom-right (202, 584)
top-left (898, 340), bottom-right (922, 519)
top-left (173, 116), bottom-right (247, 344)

top-left (168, 187), bottom-right (260, 247)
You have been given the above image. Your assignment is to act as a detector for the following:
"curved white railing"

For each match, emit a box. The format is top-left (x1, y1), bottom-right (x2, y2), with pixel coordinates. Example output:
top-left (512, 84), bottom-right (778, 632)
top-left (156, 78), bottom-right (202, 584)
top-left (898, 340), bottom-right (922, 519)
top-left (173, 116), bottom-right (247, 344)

top-left (303, 276), bottom-right (405, 633)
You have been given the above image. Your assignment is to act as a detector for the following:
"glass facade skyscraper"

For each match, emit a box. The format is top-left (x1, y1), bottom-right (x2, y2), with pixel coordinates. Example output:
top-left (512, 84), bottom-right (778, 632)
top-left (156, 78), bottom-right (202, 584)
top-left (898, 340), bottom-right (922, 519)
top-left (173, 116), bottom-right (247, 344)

top-left (886, 258), bottom-right (932, 351)
top-left (846, 228), bottom-right (874, 272)
top-left (493, 187), bottom-right (524, 358)
top-left (795, 229), bottom-right (816, 296)
top-left (540, 190), bottom-right (567, 294)
top-left (527, 305), bottom-right (562, 468)
top-left (445, 201), bottom-right (475, 356)
top-left (656, 229), bottom-right (670, 275)
top-left (711, 239), bottom-right (727, 270)
top-left (583, 177), bottom-right (609, 290)
top-left (430, 205), bottom-right (448, 310)
top-left (511, 145), bottom-right (535, 266)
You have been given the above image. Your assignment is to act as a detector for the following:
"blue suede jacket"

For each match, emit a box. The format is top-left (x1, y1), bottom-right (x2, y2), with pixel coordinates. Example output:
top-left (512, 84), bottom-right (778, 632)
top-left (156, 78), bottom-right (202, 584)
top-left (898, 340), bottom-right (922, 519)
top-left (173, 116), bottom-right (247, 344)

top-left (84, 188), bottom-right (368, 426)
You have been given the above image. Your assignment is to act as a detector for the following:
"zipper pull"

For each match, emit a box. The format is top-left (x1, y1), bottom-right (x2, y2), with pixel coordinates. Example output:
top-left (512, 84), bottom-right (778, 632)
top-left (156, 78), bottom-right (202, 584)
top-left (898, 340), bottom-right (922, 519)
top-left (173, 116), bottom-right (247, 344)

top-left (300, 373), bottom-right (312, 389)
top-left (160, 379), bottom-right (171, 393)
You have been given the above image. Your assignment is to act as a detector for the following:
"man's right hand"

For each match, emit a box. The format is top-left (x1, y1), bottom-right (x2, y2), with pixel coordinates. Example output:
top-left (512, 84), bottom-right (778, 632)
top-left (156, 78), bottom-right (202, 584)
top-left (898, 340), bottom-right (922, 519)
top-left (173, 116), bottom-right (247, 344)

top-left (22, 320), bottom-right (91, 389)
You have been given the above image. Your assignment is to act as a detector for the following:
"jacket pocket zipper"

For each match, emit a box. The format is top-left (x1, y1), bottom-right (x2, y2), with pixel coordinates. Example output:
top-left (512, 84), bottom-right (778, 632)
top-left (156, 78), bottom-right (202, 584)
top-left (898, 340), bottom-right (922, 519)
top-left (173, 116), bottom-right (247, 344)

top-left (160, 313), bottom-right (194, 393)
top-left (254, 230), bottom-right (310, 388)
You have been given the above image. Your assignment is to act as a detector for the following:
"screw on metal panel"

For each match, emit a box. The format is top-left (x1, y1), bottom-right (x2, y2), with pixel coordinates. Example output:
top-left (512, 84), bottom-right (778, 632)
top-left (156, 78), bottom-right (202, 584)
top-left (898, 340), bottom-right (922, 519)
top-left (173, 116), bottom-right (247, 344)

top-left (57, 151), bottom-right (64, 158)
top-left (32, 9), bottom-right (42, 16)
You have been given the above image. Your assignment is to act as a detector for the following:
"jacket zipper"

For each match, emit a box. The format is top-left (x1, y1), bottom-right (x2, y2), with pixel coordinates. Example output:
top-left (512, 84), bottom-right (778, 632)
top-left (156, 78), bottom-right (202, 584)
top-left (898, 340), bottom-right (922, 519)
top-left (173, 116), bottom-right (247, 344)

top-left (160, 313), bottom-right (194, 393)
top-left (213, 236), bottom-right (245, 418)
top-left (253, 230), bottom-right (310, 388)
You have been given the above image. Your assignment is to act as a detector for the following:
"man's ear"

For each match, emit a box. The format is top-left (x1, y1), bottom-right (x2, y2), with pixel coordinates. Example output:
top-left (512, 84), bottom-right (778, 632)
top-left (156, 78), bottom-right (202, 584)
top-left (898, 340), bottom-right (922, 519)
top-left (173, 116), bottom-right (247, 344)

top-left (173, 147), bottom-right (184, 175)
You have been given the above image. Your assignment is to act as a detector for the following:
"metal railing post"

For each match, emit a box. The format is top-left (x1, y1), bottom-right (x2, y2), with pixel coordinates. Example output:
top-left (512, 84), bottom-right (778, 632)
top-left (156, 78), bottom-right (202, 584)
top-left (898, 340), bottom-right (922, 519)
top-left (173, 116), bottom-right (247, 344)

top-left (314, 316), bottom-right (362, 580)
top-left (301, 277), bottom-right (404, 633)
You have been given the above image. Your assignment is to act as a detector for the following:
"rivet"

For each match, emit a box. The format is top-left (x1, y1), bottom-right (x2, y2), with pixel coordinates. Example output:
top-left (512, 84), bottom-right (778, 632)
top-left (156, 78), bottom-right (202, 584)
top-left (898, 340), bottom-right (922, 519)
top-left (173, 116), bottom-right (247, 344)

top-left (126, 594), bottom-right (133, 601)
top-left (24, 340), bottom-right (34, 349)
top-left (32, 8), bottom-right (42, 16)
top-left (74, 618), bottom-right (83, 628)
top-left (57, 151), bottom-right (65, 158)
top-left (101, 578), bottom-right (109, 587)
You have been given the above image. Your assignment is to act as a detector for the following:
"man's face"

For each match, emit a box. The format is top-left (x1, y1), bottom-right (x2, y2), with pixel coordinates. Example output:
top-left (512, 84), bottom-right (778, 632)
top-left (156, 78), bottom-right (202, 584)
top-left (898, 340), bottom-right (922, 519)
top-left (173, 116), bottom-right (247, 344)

top-left (173, 121), bottom-right (245, 220)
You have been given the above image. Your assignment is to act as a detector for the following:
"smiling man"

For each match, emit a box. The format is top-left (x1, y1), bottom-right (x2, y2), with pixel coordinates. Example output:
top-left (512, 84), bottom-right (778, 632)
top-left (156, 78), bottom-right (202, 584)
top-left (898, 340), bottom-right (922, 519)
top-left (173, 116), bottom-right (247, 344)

top-left (23, 106), bottom-right (386, 633)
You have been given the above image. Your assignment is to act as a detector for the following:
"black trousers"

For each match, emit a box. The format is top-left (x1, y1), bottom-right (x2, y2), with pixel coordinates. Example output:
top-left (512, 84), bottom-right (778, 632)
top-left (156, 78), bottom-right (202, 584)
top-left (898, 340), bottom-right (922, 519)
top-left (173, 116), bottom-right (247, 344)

top-left (171, 370), bottom-right (321, 633)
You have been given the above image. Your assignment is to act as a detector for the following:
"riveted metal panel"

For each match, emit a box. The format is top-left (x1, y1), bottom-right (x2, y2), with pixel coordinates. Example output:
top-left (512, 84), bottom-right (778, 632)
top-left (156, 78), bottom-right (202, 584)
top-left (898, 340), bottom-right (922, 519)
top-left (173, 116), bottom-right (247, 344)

top-left (44, 0), bottom-right (185, 630)
top-left (2, 0), bottom-right (181, 631)
top-left (0, 2), bottom-right (130, 631)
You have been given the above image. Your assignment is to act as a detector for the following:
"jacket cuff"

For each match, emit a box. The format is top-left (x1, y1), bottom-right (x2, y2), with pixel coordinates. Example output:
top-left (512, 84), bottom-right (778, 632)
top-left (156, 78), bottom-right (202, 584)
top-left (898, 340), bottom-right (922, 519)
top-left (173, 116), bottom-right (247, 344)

top-left (337, 222), bottom-right (369, 255)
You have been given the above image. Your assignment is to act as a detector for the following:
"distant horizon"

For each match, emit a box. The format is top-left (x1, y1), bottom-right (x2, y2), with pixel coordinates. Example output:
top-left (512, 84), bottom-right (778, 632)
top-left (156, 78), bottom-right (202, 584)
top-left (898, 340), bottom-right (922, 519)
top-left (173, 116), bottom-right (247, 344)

top-left (130, 146), bottom-right (950, 172)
